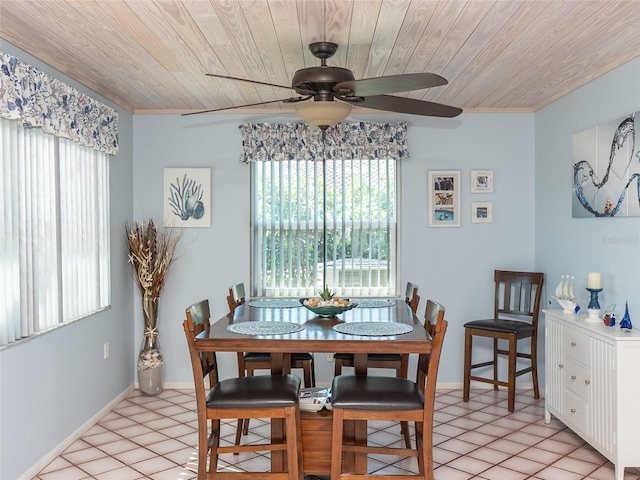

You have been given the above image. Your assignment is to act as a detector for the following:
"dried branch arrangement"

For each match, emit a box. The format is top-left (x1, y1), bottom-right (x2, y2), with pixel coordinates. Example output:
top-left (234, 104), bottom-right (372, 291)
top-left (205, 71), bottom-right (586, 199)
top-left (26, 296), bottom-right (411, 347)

top-left (126, 219), bottom-right (181, 301)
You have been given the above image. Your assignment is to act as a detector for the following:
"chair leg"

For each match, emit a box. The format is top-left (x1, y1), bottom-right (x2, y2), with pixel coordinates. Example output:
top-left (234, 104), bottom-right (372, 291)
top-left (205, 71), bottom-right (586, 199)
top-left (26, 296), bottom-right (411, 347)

top-left (303, 359), bottom-right (313, 388)
top-left (397, 353), bottom-right (411, 447)
top-left (507, 335), bottom-right (517, 412)
top-left (334, 357), bottom-right (343, 377)
top-left (234, 419), bottom-right (244, 450)
top-left (401, 421), bottom-right (411, 448)
top-left (463, 328), bottom-right (472, 401)
top-left (208, 419), bottom-right (222, 479)
top-left (284, 406), bottom-right (304, 480)
top-left (309, 358), bottom-right (316, 387)
top-left (531, 335), bottom-right (540, 399)
top-left (493, 338), bottom-right (499, 391)
top-left (330, 408), bottom-right (345, 480)
top-left (197, 417), bottom-right (209, 480)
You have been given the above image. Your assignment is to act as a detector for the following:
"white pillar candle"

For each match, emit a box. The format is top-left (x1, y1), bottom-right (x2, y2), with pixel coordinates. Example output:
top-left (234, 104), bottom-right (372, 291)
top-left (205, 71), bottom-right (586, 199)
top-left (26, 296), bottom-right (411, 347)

top-left (588, 272), bottom-right (601, 289)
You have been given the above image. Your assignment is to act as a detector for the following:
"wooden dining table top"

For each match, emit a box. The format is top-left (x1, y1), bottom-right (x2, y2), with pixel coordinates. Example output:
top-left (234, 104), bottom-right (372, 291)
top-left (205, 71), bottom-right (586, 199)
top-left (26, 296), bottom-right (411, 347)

top-left (195, 298), bottom-right (432, 357)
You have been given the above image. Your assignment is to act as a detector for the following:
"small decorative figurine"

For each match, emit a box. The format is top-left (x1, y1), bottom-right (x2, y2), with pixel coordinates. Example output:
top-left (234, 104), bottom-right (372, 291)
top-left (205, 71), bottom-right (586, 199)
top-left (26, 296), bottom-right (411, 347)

top-left (553, 274), bottom-right (578, 314)
top-left (603, 313), bottom-right (616, 327)
top-left (620, 302), bottom-right (632, 330)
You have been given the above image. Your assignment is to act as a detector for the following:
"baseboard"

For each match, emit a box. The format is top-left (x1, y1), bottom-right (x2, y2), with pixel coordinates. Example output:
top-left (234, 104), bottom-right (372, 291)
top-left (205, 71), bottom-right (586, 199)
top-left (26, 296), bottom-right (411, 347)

top-left (18, 384), bottom-right (135, 480)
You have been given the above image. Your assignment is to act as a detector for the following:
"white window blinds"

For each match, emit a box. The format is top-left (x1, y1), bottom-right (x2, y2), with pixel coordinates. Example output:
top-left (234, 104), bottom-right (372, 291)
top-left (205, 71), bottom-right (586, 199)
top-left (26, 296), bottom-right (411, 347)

top-left (251, 157), bottom-right (396, 298)
top-left (1, 118), bottom-right (110, 347)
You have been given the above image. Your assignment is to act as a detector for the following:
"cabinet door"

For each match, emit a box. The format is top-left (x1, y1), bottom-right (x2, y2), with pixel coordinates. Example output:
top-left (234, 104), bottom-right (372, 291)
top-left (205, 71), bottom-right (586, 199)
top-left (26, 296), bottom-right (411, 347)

top-left (588, 336), bottom-right (615, 456)
top-left (545, 316), bottom-right (564, 413)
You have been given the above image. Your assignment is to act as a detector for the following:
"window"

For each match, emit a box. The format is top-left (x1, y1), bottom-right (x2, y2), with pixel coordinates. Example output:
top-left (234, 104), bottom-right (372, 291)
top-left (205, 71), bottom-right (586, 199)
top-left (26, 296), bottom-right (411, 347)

top-left (251, 157), bottom-right (397, 298)
top-left (0, 118), bottom-right (110, 347)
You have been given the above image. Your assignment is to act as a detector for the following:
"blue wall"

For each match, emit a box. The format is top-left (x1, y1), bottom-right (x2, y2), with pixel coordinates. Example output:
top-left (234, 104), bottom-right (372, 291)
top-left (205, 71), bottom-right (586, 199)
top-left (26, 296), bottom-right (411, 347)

top-left (133, 111), bottom-right (536, 387)
top-left (0, 42), bottom-right (135, 480)
top-left (535, 57), bottom-right (640, 320)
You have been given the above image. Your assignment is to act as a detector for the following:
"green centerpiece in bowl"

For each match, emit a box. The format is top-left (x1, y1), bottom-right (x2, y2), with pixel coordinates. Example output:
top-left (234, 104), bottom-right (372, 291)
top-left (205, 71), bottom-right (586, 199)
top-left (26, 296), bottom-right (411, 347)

top-left (300, 285), bottom-right (357, 317)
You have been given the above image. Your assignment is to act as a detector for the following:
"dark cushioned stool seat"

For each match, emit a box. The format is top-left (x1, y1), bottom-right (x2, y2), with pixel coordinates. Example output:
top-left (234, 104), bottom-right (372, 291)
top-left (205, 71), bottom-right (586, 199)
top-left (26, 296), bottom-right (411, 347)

top-left (208, 374), bottom-right (300, 408)
top-left (463, 319), bottom-right (534, 335)
top-left (331, 375), bottom-right (424, 411)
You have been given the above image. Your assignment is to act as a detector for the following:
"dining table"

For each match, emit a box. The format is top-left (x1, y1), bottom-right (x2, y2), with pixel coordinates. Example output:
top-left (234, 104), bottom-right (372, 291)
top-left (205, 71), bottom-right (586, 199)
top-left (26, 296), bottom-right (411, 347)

top-left (194, 297), bottom-right (433, 475)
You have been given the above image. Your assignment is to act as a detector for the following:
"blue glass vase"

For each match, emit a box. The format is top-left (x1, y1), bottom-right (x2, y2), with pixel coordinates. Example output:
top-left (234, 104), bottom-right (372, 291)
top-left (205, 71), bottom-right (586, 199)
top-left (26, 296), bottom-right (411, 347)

top-left (620, 302), bottom-right (632, 330)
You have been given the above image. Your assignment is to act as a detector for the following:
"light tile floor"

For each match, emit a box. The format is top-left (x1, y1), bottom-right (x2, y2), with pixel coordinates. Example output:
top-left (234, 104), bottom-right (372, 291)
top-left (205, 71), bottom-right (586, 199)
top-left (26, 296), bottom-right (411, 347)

top-left (33, 388), bottom-right (640, 480)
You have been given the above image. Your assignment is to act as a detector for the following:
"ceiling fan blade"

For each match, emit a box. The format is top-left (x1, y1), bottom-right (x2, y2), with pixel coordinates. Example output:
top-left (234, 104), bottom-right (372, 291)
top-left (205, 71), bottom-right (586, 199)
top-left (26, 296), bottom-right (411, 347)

top-left (182, 97), bottom-right (304, 116)
top-left (206, 73), bottom-right (294, 90)
top-left (357, 95), bottom-right (462, 118)
top-left (335, 73), bottom-right (448, 97)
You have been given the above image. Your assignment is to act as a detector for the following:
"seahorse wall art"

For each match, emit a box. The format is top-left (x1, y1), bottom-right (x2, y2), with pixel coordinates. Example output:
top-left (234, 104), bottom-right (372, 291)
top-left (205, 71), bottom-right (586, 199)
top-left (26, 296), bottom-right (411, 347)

top-left (572, 113), bottom-right (640, 217)
top-left (163, 168), bottom-right (211, 227)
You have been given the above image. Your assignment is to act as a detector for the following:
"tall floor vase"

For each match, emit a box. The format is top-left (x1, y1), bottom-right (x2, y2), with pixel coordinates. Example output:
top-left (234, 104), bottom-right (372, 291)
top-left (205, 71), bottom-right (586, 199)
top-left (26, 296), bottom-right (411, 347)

top-left (138, 296), bottom-right (164, 396)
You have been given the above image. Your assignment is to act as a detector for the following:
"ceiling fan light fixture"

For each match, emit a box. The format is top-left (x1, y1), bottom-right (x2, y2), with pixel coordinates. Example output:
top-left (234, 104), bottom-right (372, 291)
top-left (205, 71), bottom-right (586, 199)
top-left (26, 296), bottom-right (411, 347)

top-left (295, 100), bottom-right (352, 131)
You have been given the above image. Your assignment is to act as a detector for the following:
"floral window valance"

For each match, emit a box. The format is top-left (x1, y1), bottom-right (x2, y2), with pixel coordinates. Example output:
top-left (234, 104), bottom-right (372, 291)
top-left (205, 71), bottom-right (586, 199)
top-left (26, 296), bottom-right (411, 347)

top-left (238, 121), bottom-right (409, 163)
top-left (0, 50), bottom-right (119, 155)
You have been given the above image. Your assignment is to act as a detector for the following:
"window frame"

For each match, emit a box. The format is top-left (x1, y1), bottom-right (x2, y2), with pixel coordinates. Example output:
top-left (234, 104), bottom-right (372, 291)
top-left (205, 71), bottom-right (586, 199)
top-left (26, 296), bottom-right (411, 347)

top-left (1, 118), bottom-right (111, 349)
top-left (250, 156), bottom-right (399, 298)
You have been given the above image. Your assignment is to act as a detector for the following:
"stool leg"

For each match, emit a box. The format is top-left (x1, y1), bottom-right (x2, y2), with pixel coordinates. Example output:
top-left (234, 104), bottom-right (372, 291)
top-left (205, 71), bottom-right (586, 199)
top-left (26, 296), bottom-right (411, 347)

top-left (507, 335), bottom-right (517, 412)
top-left (463, 328), bottom-right (472, 401)
top-left (310, 358), bottom-right (316, 387)
top-left (285, 407), bottom-right (303, 480)
top-left (493, 338), bottom-right (499, 391)
top-left (303, 360), bottom-right (313, 388)
top-left (531, 334), bottom-right (540, 399)
top-left (330, 408), bottom-right (345, 480)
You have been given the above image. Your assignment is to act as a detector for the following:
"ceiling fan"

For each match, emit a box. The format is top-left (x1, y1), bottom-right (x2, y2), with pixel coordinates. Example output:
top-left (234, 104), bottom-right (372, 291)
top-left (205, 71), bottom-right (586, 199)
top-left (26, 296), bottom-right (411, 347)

top-left (184, 42), bottom-right (462, 130)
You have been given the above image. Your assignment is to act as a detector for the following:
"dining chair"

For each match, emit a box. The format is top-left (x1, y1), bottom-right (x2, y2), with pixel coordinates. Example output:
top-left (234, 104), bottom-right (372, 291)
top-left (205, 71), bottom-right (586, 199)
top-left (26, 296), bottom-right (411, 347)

top-left (462, 270), bottom-right (544, 412)
top-left (332, 281), bottom-right (420, 448)
top-left (329, 299), bottom-right (447, 480)
top-left (184, 301), bottom-right (304, 480)
top-left (227, 283), bottom-right (315, 445)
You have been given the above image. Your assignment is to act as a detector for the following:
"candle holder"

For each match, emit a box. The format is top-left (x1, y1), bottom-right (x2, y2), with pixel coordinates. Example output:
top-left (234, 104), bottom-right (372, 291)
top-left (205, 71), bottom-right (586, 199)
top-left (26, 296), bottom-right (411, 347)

top-left (586, 288), bottom-right (602, 322)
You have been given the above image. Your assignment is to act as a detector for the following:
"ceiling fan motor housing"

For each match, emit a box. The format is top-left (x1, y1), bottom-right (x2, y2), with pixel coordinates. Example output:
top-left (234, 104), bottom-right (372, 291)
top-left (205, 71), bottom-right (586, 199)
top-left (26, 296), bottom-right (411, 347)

top-left (292, 66), bottom-right (355, 99)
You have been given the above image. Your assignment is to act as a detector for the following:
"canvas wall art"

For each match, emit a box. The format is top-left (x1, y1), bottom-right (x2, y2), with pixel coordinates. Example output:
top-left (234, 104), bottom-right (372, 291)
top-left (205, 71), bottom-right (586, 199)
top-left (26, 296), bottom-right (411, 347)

top-left (163, 168), bottom-right (211, 227)
top-left (572, 113), bottom-right (640, 217)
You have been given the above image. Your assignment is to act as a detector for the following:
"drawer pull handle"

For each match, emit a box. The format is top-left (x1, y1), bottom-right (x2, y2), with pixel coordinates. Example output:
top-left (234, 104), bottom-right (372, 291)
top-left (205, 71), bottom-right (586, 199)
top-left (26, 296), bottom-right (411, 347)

top-left (571, 341), bottom-right (577, 347)
top-left (585, 380), bottom-right (591, 385)
top-left (571, 408), bottom-right (576, 413)
top-left (559, 364), bottom-right (564, 368)
top-left (571, 375), bottom-right (577, 380)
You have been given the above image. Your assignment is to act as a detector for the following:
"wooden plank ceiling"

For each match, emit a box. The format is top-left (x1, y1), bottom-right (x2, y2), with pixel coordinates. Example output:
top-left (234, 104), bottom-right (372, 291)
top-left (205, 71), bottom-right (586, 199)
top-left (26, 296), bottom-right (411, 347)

top-left (1, 0), bottom-right (639, 116)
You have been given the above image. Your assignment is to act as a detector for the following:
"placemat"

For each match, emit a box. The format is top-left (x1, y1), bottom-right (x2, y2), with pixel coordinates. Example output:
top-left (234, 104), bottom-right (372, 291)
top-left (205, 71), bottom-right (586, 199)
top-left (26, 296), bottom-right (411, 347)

top-left (351, 299), bottom-right (394, 308)
top-left (227, 321), bottom-right (304, 335)
top-left (247, 299), bottom-right (302, 308)
top-left (332, 321), bottom-right (413, 336)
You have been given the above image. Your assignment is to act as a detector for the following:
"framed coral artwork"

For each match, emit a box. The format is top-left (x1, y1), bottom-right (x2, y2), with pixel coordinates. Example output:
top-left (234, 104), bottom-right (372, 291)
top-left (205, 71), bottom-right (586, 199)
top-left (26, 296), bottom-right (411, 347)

top-left (163, 168), bottom-right (211, 227)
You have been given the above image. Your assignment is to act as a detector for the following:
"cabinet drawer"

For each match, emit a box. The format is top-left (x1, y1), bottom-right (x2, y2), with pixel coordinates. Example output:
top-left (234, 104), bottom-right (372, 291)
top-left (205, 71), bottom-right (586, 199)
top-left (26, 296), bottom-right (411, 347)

top-left (564, 390), bottom-right (588, 434)
top-left (565, 328), bottom-right (588, 364)
top-left (564, 359), bottom-right (591, 400)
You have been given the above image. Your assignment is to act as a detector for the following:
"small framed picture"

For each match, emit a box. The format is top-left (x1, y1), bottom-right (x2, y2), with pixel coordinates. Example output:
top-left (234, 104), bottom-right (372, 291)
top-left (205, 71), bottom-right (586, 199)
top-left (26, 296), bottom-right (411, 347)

top-left (428, 170), bottom-right (460, 227)
top-left (163, 168), bottom-right (211, 227)
top-left (471, 170), bottom-right (494, 193)
top-left (472, 202), bottom-right (493, 223)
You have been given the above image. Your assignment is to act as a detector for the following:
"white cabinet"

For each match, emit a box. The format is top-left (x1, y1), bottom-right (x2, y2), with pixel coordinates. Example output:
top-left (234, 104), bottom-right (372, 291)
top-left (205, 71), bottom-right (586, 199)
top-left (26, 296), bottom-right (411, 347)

top-left (544, 310), bottom-right (640, 480)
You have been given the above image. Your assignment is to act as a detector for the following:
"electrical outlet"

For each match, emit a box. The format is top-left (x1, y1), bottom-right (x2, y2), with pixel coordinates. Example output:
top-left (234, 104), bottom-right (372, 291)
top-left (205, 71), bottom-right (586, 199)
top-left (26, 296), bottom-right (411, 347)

top-left (326, 354), bottom-right (334, 362)
top-left (103, 342), bottom-right (109, 359)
